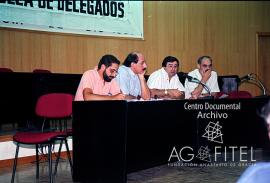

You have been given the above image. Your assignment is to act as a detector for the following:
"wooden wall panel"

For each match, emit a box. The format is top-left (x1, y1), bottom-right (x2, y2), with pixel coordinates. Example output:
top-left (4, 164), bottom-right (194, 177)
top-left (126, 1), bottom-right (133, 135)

top-left (1, 1), bottom-right (270, 95)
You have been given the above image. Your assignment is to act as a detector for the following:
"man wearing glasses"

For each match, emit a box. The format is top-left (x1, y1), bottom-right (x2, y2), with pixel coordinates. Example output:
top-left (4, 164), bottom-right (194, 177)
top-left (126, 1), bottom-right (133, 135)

top-left (147, 56), bottom-right (185, 99)
top-left (74, 54), bottom-right (125, 101)
top-left (185, 55), bottom-right (220, 99)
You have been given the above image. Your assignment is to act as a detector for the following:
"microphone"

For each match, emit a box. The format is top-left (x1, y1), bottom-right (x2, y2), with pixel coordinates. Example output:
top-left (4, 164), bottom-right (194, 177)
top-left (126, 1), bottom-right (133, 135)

top-left (240, 74), bottom-right (252, 81)
top-left (183, 73), bottom-right (212, 98)
top-left (183, 73), bottom-right (200, 83)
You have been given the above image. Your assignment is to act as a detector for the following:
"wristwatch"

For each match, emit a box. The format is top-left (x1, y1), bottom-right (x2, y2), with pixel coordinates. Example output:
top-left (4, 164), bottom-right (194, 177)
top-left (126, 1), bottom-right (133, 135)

top-left (164, 89), bottom-right (168, 95)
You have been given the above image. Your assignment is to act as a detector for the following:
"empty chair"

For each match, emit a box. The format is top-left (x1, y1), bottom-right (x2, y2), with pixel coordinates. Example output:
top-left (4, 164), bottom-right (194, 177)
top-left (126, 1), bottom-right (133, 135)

top-left (35, 93), bottom-right (73, 132)
top-left (11, 93), bottom-right (74, 183)
top-left (35, 93), bottom-right (74, 176)
top-left (33, 69), bottom-right (51, 73)
top-left (54, 128), bottom-right (73, 176)
top-left (228, 91), bottom-right (252, 99)
top-left (0, 67), bottom-right (13, 72)
top-left (218, 75), bottom-right (240, 93)
top-left (11, 131), bottom-right (66, 183)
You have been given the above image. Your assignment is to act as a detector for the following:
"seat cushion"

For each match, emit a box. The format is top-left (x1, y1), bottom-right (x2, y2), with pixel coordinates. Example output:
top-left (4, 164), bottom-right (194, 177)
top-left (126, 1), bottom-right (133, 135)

top-left (13, 131), bottom-right (65, 144)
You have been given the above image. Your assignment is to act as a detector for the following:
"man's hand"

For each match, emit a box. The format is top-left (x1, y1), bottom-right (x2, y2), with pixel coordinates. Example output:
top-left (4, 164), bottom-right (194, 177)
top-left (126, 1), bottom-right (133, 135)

top-left (201, 69), bottom-right (211, 83)
top-left (138, 68), bottom-right (147, 79)
top-left (168, 89), bottom-right (184, 99)
top-left (191, 90), bottom-right (200, 99)
top-left (112, 93), bottom-right (126, 100)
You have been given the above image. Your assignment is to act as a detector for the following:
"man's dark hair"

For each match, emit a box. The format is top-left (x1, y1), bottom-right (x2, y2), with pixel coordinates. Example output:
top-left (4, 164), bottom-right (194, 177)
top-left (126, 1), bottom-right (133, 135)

top-left (123, 52), bottom-right (139, 67)
top-left (162, 56), bottom-right (179, 67)
top-left (197, 55), bottom-right (212, 64)
top-left (97, 54), bottom-right (120, 69)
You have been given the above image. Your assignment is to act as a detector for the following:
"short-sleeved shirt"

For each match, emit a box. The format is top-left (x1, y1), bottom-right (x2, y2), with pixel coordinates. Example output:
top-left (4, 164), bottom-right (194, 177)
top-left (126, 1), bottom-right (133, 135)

top-left (115, 65), bottom-right (141, 97)
top-left (184, 69), bottom-right (220, 99)
top-left (74, 69), bottom-right (120, 101)
top-left (147, 68), bottom-right (185, 92)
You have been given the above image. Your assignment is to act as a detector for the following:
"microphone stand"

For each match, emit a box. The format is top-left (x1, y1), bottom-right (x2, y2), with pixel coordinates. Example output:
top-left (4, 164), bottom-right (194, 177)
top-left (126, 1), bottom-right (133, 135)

top-left (240, 74), bottom-right (267, 96)
top-left (249, 75), bottom-right (266, 96)
top-left (187, 78), bottom-right (214, 99)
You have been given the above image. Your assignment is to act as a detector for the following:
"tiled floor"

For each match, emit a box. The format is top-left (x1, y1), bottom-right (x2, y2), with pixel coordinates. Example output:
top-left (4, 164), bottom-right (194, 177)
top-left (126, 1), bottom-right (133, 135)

top-left (2, 123), bottom-right (270, 182)
top-left (0, 159), bottom-right (255, 183)
top-left (1, 149), bottom-right (270, 183)
top-left (128, 164), bottom-right (246, 183)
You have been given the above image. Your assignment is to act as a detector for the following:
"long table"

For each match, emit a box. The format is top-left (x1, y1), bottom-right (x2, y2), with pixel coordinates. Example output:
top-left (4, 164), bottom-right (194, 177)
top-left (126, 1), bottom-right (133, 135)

top-left (72, 97), bottom-right (270, 183)
top-left (0, 72), bottom-right (239, 129)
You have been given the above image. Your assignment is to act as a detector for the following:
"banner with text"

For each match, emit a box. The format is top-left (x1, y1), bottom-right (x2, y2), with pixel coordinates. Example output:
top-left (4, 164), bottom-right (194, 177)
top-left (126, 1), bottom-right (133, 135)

top-left (0, 0), bottom-right (143, 39)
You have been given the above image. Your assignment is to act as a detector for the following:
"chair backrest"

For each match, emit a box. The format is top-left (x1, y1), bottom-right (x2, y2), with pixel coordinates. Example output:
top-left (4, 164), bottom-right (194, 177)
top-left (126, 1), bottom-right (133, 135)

top-left (33, 69), bottom-right (51, 73)
top-left (35, 93), bottom-right (73, 118)
top-left (0, 67), bottom-right (13, 72)
top-left (218, 75), bottom-right (240, 93)
top-left (144, 74), bottom-right (149, 81)
top-left (177, 72), bottom-right (187, 85)
top-left (228, 91), bottom-right (252, 99)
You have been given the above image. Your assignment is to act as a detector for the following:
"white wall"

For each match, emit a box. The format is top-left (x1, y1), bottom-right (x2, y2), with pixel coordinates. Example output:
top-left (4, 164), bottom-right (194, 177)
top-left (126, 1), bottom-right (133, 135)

top-left (0, 138), bottom-right (72, 160)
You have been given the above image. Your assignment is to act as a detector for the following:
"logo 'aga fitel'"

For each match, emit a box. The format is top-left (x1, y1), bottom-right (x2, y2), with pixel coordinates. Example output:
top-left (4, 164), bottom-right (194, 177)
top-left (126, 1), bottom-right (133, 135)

top-left (196, 146), bottom-right (211, 162)
top-left (202, 121), bottom-right (223, 144)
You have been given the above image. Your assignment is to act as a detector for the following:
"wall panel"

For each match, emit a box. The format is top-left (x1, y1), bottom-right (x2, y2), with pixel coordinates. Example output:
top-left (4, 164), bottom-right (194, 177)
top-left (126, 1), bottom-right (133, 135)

top-left (1, 1), bottom-right (270, 95)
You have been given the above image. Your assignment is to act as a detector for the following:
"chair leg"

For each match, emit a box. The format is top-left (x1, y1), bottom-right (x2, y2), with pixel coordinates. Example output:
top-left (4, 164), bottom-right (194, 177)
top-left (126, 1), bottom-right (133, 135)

top-left (64, 119), bottom-right (67, 132)
top-left (35, 144), bottom-right (39, 179)
top-left (11, 144), bottom-right (19, 183)
top-left (41, 118), bottom-right (46, 132)
top-left (54, 140), bottom-right (63, 176)
top-left (64, 139), bottom-right (73, 174)
top-left (59, 119), bottom-right (62, 131)
top-left (48, 144), bottom-right (54, 183)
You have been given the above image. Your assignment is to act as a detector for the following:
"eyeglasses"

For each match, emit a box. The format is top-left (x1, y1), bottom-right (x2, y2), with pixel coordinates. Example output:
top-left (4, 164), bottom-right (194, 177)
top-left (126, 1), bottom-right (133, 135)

top-left (108, 68), bottom-right (118, 75)
top-left (202, 64), bottom-right (212, 68)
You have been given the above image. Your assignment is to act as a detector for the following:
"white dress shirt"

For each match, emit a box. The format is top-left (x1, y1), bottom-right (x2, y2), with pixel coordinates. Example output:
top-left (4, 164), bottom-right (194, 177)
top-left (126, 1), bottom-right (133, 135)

top-left (184, 69), bottom-right (220, 99)
top-left (147, 68), bottom-right (185, 92)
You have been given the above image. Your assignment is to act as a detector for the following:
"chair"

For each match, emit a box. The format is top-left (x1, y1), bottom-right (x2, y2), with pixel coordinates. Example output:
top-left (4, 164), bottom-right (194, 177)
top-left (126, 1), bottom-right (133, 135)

top-left (0, 67), bottom-right (13, 72)
top-left (54, 128), bottom-right (73, 176)
top-left (177, 72), bottom-right (187, 86)
top-left (35, 93), bottom-right (74, 176)
top-left (11, 93), bottom-right (74, 183)
top-left (11, 131), bottom-right (65, 183)
top-left (33, 69), bottom-right (52, 73)
top-left (35, 93), bottom-right (73, 132)
top-left (228, 91), bottom-right (252, 99)
top-left (218, 75), bottom-right (240, 93)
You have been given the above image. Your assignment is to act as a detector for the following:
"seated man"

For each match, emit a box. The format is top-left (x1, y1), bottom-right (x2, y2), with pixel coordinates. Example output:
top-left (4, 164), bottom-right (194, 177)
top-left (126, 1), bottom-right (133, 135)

top-left (185, 55), bottom-right (220, 99)
top-left (147, 56), bottom-right (185, 99)
top-left (116, 51), bottom-right (150, 100)
top-left (74, 54), bottom-right (125, 101)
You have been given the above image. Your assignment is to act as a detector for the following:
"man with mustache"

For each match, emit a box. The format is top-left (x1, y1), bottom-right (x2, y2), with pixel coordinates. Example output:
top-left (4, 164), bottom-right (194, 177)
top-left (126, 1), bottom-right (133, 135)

top-left (116, 51), bottom-right (151, 100)
top-left (147, 56), bottom-right (185, 99)
top-left (75, 54), bottom-right (125, 101)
